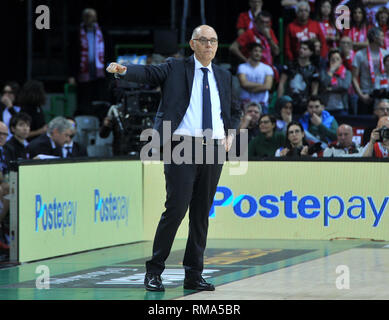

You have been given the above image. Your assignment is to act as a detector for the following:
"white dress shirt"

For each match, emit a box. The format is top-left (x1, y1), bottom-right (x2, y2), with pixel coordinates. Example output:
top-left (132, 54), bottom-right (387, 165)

top-left (173, 55), bottom-right (225, 139)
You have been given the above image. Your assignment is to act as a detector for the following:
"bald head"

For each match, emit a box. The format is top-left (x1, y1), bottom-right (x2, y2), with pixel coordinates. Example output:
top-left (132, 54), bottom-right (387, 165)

top-left (191, 25), bottom-right (217, 40)
top-left (337, 124), bottom-right (354, 148)
top-left (189, 25), bottom-right (218, 67)
top-left (82, 8), bottom-right (97, 27)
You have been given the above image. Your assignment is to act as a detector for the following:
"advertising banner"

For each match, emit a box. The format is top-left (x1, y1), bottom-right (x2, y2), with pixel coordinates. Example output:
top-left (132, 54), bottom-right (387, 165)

top-left (143, 161), bottom-right (389, 241)
top-left (18, 160), bottom-right (143, 262)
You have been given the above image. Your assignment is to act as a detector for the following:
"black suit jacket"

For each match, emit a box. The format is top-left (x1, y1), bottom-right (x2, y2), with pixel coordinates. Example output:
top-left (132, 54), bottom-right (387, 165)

top-left (121, 55), bottom-right (234, 145)
top-left (27, 134), bottom-right (62, 159)
top-left (4, 136), bottom-right (29, 163)
top-left (66, 141), bottom-right (87, 158)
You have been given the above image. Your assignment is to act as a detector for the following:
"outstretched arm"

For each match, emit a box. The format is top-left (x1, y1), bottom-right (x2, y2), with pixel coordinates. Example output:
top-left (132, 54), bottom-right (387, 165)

top-left (106, 61), bottom-right (169, 87)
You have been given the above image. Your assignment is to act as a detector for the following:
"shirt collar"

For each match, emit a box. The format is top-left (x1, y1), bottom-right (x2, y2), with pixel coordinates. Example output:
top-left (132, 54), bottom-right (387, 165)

top-left (63, 141), bottom-right (74, 148)
top-left (193, 55), bottom-right (213, 73)
top-left (47, 133), bottom-right (57, 149)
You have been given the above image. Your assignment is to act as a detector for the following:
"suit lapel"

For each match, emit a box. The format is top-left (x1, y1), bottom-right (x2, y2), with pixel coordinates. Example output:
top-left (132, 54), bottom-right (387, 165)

top-left (212, 64), bottom-right (226, 113)
top-left (185, 55), bottom-right (195, 99)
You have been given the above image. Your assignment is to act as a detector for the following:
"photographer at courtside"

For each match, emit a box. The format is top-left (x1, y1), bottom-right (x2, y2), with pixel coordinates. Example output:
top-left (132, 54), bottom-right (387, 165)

top-left (362, 116), bottom-right (389, 158)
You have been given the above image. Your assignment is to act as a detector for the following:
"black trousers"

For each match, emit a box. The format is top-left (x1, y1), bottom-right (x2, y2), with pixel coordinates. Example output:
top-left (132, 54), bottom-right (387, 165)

top-left (146, 139), bottom-right (224, 279)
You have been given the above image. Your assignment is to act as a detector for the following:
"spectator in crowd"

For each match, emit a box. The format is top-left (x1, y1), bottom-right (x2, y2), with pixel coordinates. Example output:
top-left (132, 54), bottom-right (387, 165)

top-left (316, 0), bottom-right (339, 49)
top-left (339, 35), bottom-right (359, 113)
top-left (70, 8), bottom-right (107, 116)
top-left (363, 0), bottom-right (389, 26)
top-left (281, 0), bottom-right (315, 26)
top-left (62, 118), bottom-right (87, 158)
top-left (311, 37), bottom-right (327, 72)
top-left (275, 121), bottom-right (314, 157)
top-left (17, 80), bottom-right (47, 141)
top-left (238, 101), bottom-right (262, 143)
top-left (320, 48), bottom-right (352, 116)
top-left (275, 95), bottom-right (294, 133)
top-left (27, 116), bottom-right (73, 159)
top-left (230, 11), bottom-right (279, 66)
top-left (236, 0), bottom-right (263, 36)
top-left (0, 122), bottom-right (9, 176)
top-left (323, 124), bottom-right (364, 157)
top-left (0, 82), bottom-right (21, 131)
top-left (362, 115), bottom-right (389, 157)
top-left (0, 122), bottom-right (10, 252)
top-left (362, 98), bottom-right (389, 144)
top-left (299, 95), bottom-right (338, 145)
top-left (278, 40), bottom-right (320, 115)
top-left (376, 6), bottom-right (389, 49)
top-left (352, 27), bottom-right (389, 115)
top-left (237, 43), bottom-right (274, 114)
top-left (248, 114), bottom-right (285, 157)
top-left (343, 4), bottom-right (371, 51)
top-left (339, 36), bottom-right (355, 70)
top-left (284, 1), bottom-right (328, 62)
top-left (3, 112), bottom-right (31, 163)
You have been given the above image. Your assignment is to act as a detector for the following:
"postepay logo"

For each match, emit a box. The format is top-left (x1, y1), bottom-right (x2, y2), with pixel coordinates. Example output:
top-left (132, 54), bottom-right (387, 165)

top-left (35, 194), bottom-right (77, 235)
top-left (210, 186), bottom-right (389, 227)
top-left (94, 189), bottom-right (129, 227)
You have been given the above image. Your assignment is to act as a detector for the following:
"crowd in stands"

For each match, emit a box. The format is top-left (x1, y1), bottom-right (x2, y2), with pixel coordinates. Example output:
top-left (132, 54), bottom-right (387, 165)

top-left (232, 0), bottom-right (389, 161)
top-left (2, 0), bottom-right (389, 254)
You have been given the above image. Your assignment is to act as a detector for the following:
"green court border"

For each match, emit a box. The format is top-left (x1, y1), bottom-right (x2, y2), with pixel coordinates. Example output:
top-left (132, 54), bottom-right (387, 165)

top-left (0, 239), bottom-right (385, 300)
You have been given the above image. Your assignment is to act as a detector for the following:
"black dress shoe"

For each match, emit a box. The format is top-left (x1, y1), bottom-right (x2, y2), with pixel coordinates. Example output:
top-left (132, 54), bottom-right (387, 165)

top-left (144, 273), bottom-right (165, 291)
top-left (184, 276), bottom-right (215, 291)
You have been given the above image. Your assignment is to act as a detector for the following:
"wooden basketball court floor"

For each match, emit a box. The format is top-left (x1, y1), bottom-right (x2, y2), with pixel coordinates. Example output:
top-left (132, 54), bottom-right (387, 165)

top-left (1, 238), bottom-right (389, 300)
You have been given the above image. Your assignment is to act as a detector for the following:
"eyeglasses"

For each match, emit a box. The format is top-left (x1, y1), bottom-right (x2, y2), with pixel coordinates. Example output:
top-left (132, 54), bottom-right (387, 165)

top-left (288, 129), bottom-right (302, 135)
top-left (377, 107), bottom-right (389, 112)
top-left (2, 90), bottom-right (13, 94)
top-left (0, 132), bottom-right (9, 137)
top-left (193, 37), bottom-right (218, 46)
top-left (259, 119), bottom-right (271, 125)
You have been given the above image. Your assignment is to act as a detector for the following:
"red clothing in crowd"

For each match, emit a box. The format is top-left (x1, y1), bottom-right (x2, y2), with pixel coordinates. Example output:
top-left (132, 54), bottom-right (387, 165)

top-left (342, 25), bottom-right (371, 43)
top-left (236, 27), bottom-right (278, 65)
top-left (236, 10), bottom-right (256, 33)
top-left (285, 19), bottom-right (328, 62)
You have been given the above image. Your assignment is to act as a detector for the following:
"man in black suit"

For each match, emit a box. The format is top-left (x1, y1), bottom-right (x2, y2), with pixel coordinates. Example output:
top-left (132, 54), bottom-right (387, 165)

top-left (62, 118), bottom-right (87, 158)
top-left (107, 25), bottom-right (235, 292)
top-left (27, 116), bottom-right (74, 159)
top-left (4, 112), bottom-right (32, 163)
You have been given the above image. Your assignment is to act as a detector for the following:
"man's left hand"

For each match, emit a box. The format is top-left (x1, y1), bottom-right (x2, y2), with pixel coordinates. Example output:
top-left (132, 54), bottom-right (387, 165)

top-left (222, 134), bottom-right (234, 152)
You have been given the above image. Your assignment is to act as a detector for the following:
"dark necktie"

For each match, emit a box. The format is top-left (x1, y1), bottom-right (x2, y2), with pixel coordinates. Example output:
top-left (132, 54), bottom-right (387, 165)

top-left (65, 146), bottom-right (72, 158)
top-left (200, 68), bottom-right (213, 132)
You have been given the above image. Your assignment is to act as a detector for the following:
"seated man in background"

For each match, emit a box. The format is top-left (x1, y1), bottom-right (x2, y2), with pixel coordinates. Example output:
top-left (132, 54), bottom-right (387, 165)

top-left (4, 112), bottom-right (32, 163)
top-left (237, 101), bottom-right (262, 144)
top-left (323, 124), bottom-right (364, 157)
top-left (237, 43), bottom-right (274, 114)
top-left (362, 116), bottom-right (389, 158)
top-left (62, 118), bottom-right (87, 158)
top-left (299, 95), bottom-right (338, 146)
top-left (277, 40), bottom-right (319, 115)
top-left (27, 116), bottom-right (74, 159)
top-left (362, 99), bottom-right (389, 146)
